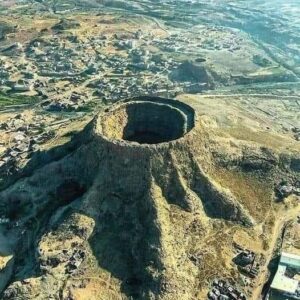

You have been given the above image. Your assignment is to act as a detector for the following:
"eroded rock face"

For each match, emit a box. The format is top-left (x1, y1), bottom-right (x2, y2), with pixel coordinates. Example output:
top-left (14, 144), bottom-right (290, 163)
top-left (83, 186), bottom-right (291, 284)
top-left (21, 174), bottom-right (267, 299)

top-left (0, 96), bottom-right (298, 300)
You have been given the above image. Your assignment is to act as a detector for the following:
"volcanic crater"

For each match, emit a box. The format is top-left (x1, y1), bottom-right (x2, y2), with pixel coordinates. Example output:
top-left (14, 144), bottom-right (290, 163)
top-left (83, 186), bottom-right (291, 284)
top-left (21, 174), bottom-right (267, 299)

top-left (1, 96), bottom-right (298, 300)
top-left (98, 97), bottom-right (195, 145)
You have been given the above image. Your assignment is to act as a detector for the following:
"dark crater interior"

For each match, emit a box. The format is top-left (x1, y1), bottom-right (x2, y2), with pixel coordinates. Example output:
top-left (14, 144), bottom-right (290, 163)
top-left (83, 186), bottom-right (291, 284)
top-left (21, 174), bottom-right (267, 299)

top-left (100, 98), bottom-right (195, 145)
top-left (123, 102), bottom-right (187, 144)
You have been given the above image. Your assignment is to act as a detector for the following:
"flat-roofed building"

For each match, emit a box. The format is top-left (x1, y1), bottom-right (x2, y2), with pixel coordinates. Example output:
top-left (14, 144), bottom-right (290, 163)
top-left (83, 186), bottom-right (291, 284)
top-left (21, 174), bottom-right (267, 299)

top-left (269, 252), bottom-right (300, 300)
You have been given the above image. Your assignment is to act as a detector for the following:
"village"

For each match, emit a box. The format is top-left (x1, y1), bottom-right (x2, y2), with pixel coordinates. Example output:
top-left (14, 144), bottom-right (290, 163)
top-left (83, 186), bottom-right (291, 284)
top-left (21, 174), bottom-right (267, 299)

top-left (0, 2), bottom-right (300, 299)
top-left (0, 14), bottom-right (271, 113)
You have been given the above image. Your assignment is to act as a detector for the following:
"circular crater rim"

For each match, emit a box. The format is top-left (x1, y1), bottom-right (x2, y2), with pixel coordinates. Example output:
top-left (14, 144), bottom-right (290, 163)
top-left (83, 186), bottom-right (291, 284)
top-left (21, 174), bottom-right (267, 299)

top-left (97, 97), bottom-right (196, 148)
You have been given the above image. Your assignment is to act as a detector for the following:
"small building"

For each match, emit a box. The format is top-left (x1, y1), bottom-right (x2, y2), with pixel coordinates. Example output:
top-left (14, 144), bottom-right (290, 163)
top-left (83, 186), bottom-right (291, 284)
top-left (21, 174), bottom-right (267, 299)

top-left (269, 252), bottom-right (300, 300)
top-left (12, 79), bottom-right (34, 93)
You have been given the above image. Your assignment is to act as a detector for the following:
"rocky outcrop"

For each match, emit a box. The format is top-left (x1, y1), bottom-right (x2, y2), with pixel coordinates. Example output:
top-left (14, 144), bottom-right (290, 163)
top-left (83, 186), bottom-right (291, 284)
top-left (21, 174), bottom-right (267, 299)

top-left (169, 61), bottom-right (214, 87)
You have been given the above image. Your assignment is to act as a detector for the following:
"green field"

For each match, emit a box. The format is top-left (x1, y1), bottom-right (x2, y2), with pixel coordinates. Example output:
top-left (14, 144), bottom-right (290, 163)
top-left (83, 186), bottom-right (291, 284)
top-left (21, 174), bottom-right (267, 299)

top-left (0, 92), bottom-right (38, 109)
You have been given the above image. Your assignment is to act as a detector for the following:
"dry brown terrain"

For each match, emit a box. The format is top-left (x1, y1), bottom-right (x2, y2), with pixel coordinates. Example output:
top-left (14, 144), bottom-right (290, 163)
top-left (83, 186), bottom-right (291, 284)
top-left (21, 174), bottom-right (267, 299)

top-left (0, 94), bottom-right (299, 300)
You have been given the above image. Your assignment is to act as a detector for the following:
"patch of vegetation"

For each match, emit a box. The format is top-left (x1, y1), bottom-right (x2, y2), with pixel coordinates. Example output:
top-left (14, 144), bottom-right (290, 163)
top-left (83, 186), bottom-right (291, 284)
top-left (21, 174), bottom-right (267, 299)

top-left (77, 101), bottom-right (99, 112)
top-left (0, 21), bottom-right (15, 40)
top-left (52, 18), bottom-right (80, 31)
top-left (253, 55), bottom-right (272, 67)
top-left (0, 92), bottom-right (38, 108)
